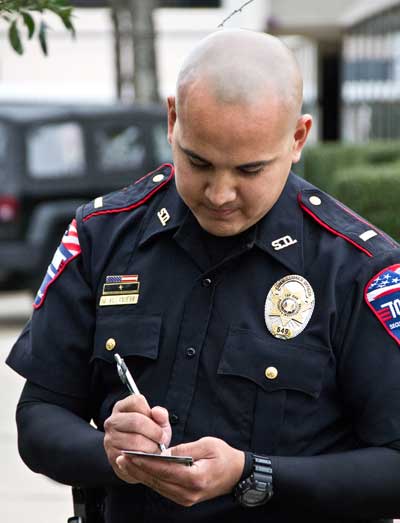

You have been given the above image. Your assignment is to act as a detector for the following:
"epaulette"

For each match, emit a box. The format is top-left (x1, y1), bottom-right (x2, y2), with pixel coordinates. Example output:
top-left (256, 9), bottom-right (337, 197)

top-left (81, 163), bottom-right (174, 222)
top-left (298, 188), bottom-right (398, 258)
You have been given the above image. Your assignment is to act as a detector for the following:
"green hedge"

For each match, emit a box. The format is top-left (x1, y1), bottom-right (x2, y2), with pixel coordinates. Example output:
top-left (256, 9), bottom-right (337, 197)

top-left (302, 141), bottom-right (400, 192)
top-left (330, 163), bottom-right (400, 241)
top-left (300, 142), bottom-right (400, 242)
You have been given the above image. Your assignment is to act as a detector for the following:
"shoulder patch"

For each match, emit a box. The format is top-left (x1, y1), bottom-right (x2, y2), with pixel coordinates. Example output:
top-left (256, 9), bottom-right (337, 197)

top-left (82, 163), bottom-right (174, 222)
top-left (365, 264), bottom-right (400, 345)
top-left (33, 219), bottom-right (81, 309)
top-left (298, 189), bottom-right (398, 257)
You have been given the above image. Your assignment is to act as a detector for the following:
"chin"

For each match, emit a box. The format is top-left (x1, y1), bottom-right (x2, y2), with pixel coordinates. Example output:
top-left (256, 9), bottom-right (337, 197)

top-left (199, 220), bottom-right (244, 237)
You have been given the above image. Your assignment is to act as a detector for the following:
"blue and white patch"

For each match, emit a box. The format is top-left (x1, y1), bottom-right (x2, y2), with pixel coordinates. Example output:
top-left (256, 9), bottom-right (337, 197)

top-left (365, 263), bottom-right (400, 345)
top-left (33, 219), bottom-right (81, 309)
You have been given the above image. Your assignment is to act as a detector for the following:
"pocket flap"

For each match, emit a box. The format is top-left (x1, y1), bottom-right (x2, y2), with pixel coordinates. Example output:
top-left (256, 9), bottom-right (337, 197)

top-left (218, 328), bottom-right (330, 398)
top-left (91, 312), bottom-right (161, 363)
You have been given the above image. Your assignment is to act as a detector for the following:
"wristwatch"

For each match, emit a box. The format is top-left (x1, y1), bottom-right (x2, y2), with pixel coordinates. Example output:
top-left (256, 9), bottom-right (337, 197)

top-left (234, 454), bottom-right (273, 507)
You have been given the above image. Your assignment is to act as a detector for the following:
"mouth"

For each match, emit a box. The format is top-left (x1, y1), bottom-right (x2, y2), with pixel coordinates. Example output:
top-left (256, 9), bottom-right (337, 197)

top-left (205, 207), bottom-right (237, 218)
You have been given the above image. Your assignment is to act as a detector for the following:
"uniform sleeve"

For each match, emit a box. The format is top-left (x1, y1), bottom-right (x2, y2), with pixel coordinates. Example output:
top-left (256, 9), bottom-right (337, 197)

top-left (271, 446), bottom-right (400, 518)
top-left (16, 381), bottom-right (121, 487)
top-left (334, 249), bottom-right (400, 446)
top-left (6, 209), bottom-right (95, 399)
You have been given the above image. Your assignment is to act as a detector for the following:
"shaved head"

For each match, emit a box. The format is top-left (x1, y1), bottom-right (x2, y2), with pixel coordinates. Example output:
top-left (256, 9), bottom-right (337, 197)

top-left (176, 29), bottom-right (303, 128)
top-left (167, 29), bottom-right (312, 237)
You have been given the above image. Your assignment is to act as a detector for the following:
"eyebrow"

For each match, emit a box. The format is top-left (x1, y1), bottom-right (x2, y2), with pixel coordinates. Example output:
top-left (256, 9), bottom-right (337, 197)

top-left (178, 143), bottom-right (276, 169)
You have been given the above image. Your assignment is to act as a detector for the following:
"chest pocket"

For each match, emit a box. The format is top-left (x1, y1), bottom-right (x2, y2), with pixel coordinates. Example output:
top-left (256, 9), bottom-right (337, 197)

top-left (216, 327), bottom-right (331, 454)
top-left (91, 311), bottom-right (162, 419)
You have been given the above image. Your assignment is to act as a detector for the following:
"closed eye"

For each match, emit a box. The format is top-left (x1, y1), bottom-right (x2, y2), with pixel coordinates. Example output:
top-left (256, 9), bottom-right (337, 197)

top-left (187, 155), bottom-right (212, 169)
top-left (237, 165), bottom-right (265, 176)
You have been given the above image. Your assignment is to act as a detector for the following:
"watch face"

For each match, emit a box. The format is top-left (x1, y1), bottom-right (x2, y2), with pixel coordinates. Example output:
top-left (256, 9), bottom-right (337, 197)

top-left (243, 487), bottom-right (268, 506)
top-left (236, 459), bottom-right (273, 508)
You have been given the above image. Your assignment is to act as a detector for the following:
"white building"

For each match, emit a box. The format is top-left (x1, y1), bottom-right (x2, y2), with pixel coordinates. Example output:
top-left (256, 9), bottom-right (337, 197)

top-left (0, 1), bottom-right (269, 104)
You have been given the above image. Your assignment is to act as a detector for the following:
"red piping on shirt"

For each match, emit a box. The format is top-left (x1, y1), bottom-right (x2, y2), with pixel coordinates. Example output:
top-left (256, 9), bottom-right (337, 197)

top-left (83, 164), bottom-right (174, 222)
top-left (298, 193), bottom-right (373, 258)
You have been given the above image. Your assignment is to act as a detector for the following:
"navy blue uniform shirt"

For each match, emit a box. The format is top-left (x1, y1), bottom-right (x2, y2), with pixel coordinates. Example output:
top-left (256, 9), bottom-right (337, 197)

top-left (7, 164), bottom-right (400, 522)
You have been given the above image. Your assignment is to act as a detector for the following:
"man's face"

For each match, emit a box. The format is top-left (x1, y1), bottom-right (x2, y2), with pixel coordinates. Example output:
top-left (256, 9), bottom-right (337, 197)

top-left (167, 88), bottom-right (310, 237)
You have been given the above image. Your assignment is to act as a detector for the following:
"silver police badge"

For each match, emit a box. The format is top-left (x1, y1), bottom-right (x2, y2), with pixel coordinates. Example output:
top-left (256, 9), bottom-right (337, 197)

top-left (265, 275), bottom-right (315, 340)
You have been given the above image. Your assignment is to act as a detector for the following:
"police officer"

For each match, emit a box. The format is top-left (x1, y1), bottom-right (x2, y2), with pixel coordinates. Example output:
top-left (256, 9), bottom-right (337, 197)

top-left (7, 29), bottom-right (400, 523)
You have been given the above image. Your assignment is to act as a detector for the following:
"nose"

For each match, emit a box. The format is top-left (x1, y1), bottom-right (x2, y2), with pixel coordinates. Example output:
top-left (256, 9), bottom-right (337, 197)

top-left (204, 171), bottom-right (236, 208)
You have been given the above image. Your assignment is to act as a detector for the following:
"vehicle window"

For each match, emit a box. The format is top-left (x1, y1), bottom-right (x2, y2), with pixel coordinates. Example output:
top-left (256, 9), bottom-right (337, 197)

top-left (95, 123), bottom-right (146, 171)
top-left (0, 122), bottom-right (9, 181)
top-left (27, 122), bottom-right (85, 178)
top-left (152, 123), bottom-right (172, 165)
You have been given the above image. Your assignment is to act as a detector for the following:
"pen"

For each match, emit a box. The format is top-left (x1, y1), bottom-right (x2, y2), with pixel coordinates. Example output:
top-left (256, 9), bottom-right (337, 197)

top-left (114, 353), bottom-right (167, 452)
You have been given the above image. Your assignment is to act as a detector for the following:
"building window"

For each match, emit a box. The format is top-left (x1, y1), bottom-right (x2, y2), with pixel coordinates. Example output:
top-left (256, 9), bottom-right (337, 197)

top-left (158, 1), bottom-right (221, 7)
top-left (71, 0), bottom-right (221, 7)
top-left (344, 59), bottom-right (393, 82)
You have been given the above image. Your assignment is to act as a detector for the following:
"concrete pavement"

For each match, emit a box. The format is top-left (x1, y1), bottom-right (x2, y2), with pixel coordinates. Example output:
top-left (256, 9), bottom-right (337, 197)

top-left (0, 293), bottom-right (71, 523)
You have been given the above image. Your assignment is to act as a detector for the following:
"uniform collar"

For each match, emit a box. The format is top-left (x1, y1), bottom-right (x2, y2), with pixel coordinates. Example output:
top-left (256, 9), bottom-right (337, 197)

top-left (139, 171), bottom-right (304, 274)
top-left (254, 172), bottom-right (304, 274)
top-left (139, 179), bottom-right (188, 246)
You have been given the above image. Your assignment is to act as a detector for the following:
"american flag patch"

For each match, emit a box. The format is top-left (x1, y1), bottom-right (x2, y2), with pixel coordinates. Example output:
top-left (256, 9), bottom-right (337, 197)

top-left (33, 219), bottom-right (81, 309)
top-left (365, 263), bottom-right (400, 345)
top-left (106, 275), bottom-right (138, 283)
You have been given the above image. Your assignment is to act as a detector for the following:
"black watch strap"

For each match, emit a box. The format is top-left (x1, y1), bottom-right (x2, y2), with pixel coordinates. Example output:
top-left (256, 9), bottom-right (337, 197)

top-left (239, 451), bottom-right (254, 481)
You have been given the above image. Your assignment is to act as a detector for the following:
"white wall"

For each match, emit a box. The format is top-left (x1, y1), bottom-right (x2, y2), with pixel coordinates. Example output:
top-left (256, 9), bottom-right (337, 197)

top-left (0, 1), bottom-right (271, 104)
top-left (0, 9), bottom-right (115, 102)
top-left (155, 1), bottom-right (270, 99)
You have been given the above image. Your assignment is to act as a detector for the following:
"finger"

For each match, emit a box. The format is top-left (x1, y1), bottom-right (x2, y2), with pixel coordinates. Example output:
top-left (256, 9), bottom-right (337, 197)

top-left (151, 406), bottom-right (172, 447)
top-left (170, 437), bottom-right (214, 461)
top-left (113, 394), bottom-right (151, 416)
top-left (123, 454), bottom-right (194, 486)
top-left (118, 458), bottom-right (206, 507)
top-left (105, 412), bottom-right (164, 444)
top-left (108, 433), bottom-right (163, 454)
top-left (115, 455), bottom-right (140, 484)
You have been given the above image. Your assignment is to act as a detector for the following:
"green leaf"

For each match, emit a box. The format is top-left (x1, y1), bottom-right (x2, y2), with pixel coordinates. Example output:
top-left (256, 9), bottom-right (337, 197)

top-left (9, 19), bottom-right (23, 54)
top-left (21, 11), bottom-right (35, 38)
top-left (38, 20), bottom-right (47, 55)
top-left (60, 12), bottom-right (75, 36)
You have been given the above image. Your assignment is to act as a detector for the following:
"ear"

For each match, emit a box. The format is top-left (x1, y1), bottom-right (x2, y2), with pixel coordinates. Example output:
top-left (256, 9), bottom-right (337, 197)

top-left (291, 114), bottom-right (312, 164)
top-left (167, 96), bottom-right (177, 145)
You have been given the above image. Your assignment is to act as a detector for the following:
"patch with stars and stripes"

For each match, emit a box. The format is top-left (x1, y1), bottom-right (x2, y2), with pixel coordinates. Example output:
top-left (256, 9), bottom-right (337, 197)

top-left (365, 264), bottom-right (400, 345)
top-left (33, 219), bottom-right (81, 309)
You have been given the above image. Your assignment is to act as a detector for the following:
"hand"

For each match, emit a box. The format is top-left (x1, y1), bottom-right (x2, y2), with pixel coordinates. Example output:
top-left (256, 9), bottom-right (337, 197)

top-left (116, 436), bottom-right (245, 506)
top-left (103, 394), bottom-right (171, 483)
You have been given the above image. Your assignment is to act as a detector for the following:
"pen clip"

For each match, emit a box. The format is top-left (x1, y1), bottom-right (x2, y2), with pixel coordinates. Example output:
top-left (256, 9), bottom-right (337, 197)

top-left (114, 353), bottom-right (127, 386)
top-left (114, 353), bottom-right (140, 395)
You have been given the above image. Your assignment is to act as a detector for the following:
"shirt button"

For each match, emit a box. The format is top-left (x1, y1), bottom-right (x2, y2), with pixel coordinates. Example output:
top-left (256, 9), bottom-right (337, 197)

top-left (152, 174), bottom-right (165, 183)
top-left (309, 195), bottom-right (322, 206)
top-left (265, 366), bottom-right (278, 380)
top-left (185, 347), bottom-right (196, 358)
top-left (202, 278), bottom-right (212, 287)
top-left (170, 413), bottom-right (179, 425)
top-left (105, 338), bottom-right (116, 351)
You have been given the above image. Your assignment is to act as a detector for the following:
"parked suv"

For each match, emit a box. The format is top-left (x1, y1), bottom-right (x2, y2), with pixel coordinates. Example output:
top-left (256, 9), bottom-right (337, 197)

top-left (0, 102), bottom-right (171, 293)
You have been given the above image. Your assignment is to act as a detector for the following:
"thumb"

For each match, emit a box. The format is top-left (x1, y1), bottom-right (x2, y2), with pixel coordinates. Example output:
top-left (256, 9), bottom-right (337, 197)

top-left (170, 437), bottom-right (214, 461)
top-left (151, 406), bottom-right (172, 447)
